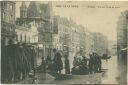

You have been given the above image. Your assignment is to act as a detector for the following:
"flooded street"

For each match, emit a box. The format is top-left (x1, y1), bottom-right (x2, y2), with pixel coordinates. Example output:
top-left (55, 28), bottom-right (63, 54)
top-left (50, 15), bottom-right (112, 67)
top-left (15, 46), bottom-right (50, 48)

top-left (36, 55), bottom-right (119, 84)
top-left (1, 1), bottom-right (128, 84)
top-left (101, 55), bottom-right (119, 84)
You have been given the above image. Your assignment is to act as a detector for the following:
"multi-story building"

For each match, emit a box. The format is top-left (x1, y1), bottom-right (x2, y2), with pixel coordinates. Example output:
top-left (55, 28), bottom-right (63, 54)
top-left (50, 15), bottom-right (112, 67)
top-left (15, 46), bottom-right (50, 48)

top-left (16, 2), bottom-right (53, 58)
top-left (77, 25), bottom-right (86, 51)
top-left (53, 17), bottom-right (87, 56)
top-left (117, 10), bottom-right (128, 84)
top-left (53, 17), bottom-right (71, 56)
top-left (1, 1), bottom-right (16, 46)
top-left (84, 30), bottom-right (94, 56)
top-left (53, 34), bottom-right (62, 50)
top-left (108, 40), bottom-right (117, 55)
top-left (40, 2), bottom-right (54, 57)
top-left (15, 24), bottom-right (38, 44)
top-left (92, 32), bottom-right (108, 56)
top-left (117, 10), bottom-right (128, 60)
top-left (70, 21), bottom-right (80, 55)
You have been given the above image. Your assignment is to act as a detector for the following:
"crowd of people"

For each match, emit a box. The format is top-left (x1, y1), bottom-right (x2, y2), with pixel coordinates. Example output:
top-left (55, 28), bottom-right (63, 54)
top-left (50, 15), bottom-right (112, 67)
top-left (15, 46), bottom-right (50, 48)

top-left (38, 49), bottom-right (70, 75)
top-left (40, 48), bottom-right (105, 75)
top-left (1, 42), bottom-right (109, 83)
top-left (71, 52), bottom-right (102, 75)
top-left (1, 43), bottom-right (37, 83)
top-left (40, 52), bottom-right (70, 74)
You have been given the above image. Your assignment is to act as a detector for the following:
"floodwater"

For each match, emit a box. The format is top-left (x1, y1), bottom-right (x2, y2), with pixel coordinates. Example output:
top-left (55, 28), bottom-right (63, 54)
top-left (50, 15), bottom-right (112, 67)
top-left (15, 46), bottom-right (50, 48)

top-left (37, 55), bottom-right (119, 84)
top-left (101, 56), bottom-right (119, 84)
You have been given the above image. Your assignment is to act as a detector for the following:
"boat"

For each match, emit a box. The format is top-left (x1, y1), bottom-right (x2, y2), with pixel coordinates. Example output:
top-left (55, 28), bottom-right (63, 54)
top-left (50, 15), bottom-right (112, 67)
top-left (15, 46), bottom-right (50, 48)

top-left (48, 69), bottom-right (107, 80)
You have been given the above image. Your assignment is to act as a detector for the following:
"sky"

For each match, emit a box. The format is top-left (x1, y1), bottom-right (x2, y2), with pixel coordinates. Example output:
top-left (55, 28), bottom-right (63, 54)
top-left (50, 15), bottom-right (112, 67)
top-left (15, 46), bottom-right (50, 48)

top-left (16, 1), bottom-right (128, 41)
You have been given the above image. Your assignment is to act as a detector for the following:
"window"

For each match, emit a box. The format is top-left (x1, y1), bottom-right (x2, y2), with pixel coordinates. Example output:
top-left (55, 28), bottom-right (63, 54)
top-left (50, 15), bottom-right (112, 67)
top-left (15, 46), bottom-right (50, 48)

top-left (29, 36), bottom-right (30, 43)
top-left (22, 34), bottom-right (25, 42)
top-left (9, 27), bottom-right (12, 32)
top-left (4, 2), bottom-right (7, 9)
top-left (11, 15), bottom-right (13, 23)
top-left (16, 34), bottom-right (18, 41)
top-left (25, 34), bottom-right (26, 43)
top-left (10, 5), bottom-right (13, 11)
top-left (20, 34), bottom-right (22, 42)
top-left (1, 2), bottom-right (3, 7)
top-left (4, 12), bottom-right (6, 21)
top-left (2, 12), bottom-right (4, 20)
top-left (18, 34), bottom-right (20, 42)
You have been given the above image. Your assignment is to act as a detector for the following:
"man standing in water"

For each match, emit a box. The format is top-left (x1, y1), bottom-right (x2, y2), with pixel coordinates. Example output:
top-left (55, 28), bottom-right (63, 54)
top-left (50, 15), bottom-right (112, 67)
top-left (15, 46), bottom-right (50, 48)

top-left (54, 52), bottom-right (63, 74)
top-left (88, 53), bottom-right (94, 74)
top-left (65, 55), bottom-right (70, 74)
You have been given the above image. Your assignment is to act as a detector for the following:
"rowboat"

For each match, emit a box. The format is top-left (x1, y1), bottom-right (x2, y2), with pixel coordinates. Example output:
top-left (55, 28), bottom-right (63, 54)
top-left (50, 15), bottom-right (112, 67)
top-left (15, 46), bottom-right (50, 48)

top-left (48, 69), bottom-right (107, 80)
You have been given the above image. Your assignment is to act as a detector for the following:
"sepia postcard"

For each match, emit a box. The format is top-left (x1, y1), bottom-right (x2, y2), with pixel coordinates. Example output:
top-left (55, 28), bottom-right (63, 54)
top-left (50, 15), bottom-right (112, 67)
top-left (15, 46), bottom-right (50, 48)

top-left (1, 0), bottom-right (128, 85)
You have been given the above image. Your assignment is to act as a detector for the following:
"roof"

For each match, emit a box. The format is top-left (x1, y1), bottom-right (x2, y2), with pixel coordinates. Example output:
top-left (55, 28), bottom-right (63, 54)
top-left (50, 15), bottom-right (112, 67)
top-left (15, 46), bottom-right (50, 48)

top-left (20, 2), bottom-right (27, 8)
top-left (27, 2), bottom-right (41, 18)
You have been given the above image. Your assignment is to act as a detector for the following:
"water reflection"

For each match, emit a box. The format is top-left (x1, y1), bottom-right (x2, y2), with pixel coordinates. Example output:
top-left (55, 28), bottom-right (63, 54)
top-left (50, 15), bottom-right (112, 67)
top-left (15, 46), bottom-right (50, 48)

top-left (101, 56), bottom-right (119, 84)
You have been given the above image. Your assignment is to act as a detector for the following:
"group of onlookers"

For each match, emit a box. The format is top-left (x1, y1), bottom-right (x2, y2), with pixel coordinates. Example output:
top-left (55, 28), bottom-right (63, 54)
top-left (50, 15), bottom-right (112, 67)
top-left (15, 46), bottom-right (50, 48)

top-left (1, 43), bottom-right (37, 83)
top-left (41, 49), bottom-right (103, 75)
top-left (39, 49), bottom-right (70, 74)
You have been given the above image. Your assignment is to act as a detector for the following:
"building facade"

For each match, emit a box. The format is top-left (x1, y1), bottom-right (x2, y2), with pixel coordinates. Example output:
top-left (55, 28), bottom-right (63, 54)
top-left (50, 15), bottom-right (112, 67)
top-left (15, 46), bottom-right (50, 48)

top-left (117, 10), bottom-right (128, 59)
top-left (1, 1), bottom-right (16, 46)
top-left (15, 25), bottom-right (38, 44)
top-left (16, 2), bottom-right (54, 58)
top-left (53, 17), bottom-right (71, 56)
top-left (117, 10), bottom-right (128, 84)
top-left (84, 30), bottom-right (94, 56)
top-left (78, 25), bottom-right (86, 50)
top-left (92, 32), bottom-right (108, 56)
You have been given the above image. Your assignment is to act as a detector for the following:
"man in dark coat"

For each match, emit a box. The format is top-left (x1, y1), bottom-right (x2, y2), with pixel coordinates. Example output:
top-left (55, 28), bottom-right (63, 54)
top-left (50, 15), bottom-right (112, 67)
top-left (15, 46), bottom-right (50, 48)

top-left (96, 54), bottom-right (102, 72)
top-left (41, 57), bottom-right (46, 72)
top-left (65, 55), bottom-right (70, 74)
top-left (54, 52), bottom-right (63, 73)
top-left (88, 54), bottom-right (94, 74)
top-left (93, 53), bottom-right (99, 73)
